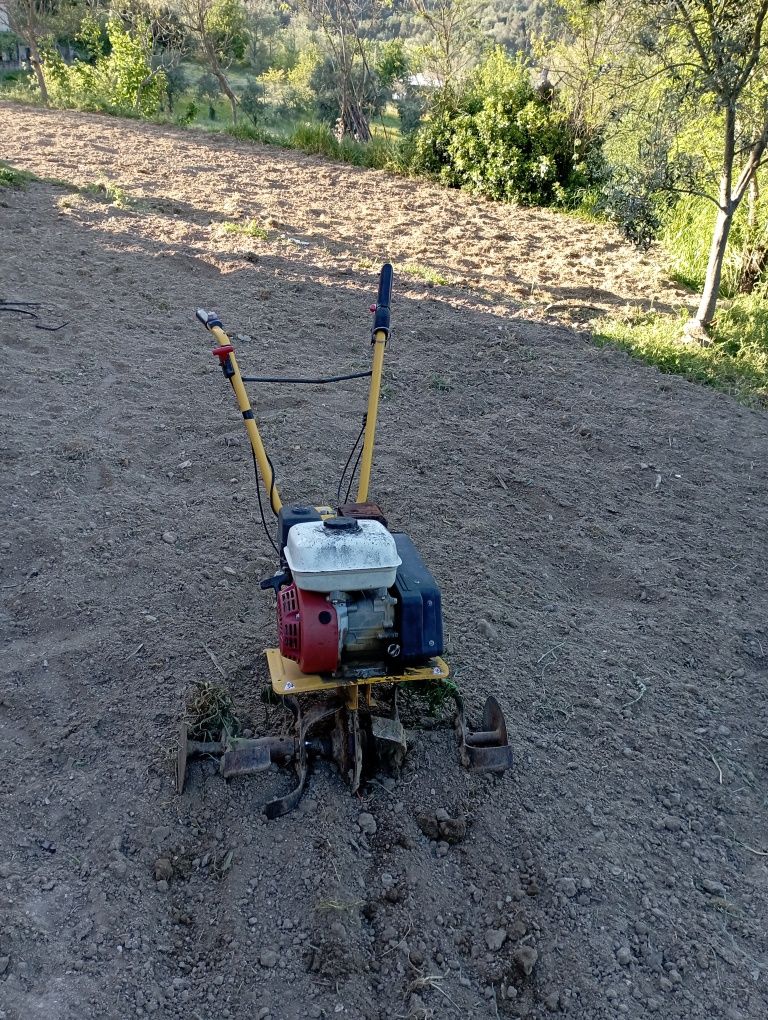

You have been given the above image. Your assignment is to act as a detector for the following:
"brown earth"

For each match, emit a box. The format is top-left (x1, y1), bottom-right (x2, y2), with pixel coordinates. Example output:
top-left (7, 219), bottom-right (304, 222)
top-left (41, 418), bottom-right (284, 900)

top-left (1, 102), bottom-right (767, 1020)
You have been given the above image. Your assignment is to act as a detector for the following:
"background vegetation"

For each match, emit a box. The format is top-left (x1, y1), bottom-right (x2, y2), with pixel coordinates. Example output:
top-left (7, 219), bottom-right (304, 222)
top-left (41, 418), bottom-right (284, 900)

top-left (2, 0), bottom-right (767, 405)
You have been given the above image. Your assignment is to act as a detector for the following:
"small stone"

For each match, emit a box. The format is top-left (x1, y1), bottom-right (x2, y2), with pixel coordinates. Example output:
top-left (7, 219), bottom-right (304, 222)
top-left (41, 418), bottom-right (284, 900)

top-left (663, 815), bottom-right (682, 832)
top-left (617, 946), bottom-right (632, 966)
top-left (260, 949), bottom-right (278, 968)
top-left (156, 880), bottom-right (169, 893)
top-left (358, 812), bottom-right (377, 836)
top-left (110, 856), bottom-right (128, 877)
top-left (701, 879), bottom-right (726, 896)
top-left (223, 566), bottom-right (237, 576)
top-left (154, 858), bottom-right (173, 882)
top-left (162, 531), bottom-right (177, 545)
top-left (151, 826), bottom-right (171, 846)
top-left (514, 946), bottom-right (538, 976)
top-left (485, 928), bottom-right (507, 952)
top-left (478, 618), bottom-right (497, 641)
top-left (558, 877), bottom-right (577, 898)
top-left (544, 991), bottom-right (561, 1011)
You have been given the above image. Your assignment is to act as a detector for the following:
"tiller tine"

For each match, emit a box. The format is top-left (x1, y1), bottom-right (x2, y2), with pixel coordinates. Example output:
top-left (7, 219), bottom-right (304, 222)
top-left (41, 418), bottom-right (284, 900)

top-left (263, 700), bottom-right (338, 821)
top-left (453, 694), bottom-right (513, 774)
top-left (370, 686), bottom-right (407, 772)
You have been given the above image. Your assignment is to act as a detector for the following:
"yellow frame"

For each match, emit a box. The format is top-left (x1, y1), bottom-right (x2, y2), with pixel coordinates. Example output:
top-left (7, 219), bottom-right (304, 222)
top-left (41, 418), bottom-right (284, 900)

top-left (266, 648), bottom-right (450, 696)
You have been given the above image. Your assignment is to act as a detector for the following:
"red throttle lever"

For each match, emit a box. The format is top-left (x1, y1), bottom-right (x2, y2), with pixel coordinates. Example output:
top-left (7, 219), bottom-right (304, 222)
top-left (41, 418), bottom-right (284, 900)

top-left (212, 344), bottom-right (234, 362)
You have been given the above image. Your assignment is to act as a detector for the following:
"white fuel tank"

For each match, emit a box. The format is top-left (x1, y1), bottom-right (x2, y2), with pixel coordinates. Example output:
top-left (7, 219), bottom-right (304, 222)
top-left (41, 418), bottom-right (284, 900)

top-left (284, 518), bottom-right (401, 592)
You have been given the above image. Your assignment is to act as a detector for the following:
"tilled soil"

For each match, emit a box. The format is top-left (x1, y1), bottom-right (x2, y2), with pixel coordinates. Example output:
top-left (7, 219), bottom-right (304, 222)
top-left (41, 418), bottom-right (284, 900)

top-left (1, 102), bottom-right (767, 1020)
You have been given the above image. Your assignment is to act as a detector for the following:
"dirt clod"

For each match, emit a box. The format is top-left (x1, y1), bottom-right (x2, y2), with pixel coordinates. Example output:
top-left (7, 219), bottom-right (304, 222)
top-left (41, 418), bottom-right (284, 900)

top-left (515, 946), bottom-right (539, 976)
top-left (259, 949), bottom-right (278, 969)
top-left (416, 810), bottom-right (467, 844)
top-left (485, 928), bottom-right (507, 951)
top-left (154, 858), bottom-right (173, 882)
top-left (357, 812), bottom-right (377, 836)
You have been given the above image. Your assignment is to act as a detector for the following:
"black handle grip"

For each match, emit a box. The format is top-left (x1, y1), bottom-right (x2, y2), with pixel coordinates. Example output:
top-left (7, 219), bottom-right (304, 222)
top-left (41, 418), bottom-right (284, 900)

top-left (377, 263), bottom-right (393, 309)
top-left (373, 263), bottom-right (393, 337)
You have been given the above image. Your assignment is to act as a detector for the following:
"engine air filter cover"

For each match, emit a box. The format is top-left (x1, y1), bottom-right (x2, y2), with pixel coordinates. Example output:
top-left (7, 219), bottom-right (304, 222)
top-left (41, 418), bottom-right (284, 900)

top-left (284, 519), bottom-right (401, 592)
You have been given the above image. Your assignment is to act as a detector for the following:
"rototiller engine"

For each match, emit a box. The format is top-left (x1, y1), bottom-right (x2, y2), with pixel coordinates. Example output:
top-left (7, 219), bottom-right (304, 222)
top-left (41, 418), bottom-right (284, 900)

top-left (177, 264), bottom-right (512, 817)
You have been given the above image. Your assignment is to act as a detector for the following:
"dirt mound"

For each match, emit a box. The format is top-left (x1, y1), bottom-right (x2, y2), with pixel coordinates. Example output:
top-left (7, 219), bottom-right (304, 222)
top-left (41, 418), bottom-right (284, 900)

top-left (1, 104), bottom-right (767, 1020)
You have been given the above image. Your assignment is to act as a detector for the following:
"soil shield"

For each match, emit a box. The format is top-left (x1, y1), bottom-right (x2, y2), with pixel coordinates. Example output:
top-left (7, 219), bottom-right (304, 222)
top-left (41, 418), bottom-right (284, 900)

top-left (1, 103), bottom-right (767, 1020)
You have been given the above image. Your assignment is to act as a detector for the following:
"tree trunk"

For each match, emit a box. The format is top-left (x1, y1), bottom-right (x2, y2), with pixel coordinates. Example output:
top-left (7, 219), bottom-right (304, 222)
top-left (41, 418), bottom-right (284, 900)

top-left (27, 37), bottom-right (49, 105)
top-left (692, 106), bottom-right (736, 329)
top-left (199, 30), bottom-right (237, 125)
top-left (695, 203), bottom-right (734, 325)
top-left (212, 67), bottom-right (237, 123)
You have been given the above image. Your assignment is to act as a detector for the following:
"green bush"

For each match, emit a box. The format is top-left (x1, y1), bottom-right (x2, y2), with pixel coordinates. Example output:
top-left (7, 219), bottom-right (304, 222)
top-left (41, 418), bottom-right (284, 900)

top-left (410, 48), bottom-right (599, 206)
top-left (42, 16), bottom-right (165, 117)
top-left (396, 88), bottom-right (427, 135)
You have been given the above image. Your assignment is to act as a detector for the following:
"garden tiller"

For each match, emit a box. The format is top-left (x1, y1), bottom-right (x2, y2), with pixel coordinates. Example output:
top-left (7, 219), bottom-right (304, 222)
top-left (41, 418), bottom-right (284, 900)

top-left (177, 264), bottom-right (512, 817)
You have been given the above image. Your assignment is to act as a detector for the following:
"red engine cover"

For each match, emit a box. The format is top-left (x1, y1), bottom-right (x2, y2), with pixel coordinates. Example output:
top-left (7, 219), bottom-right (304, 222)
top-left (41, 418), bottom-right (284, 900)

top-left (277, 583), bottom-right (339, 674)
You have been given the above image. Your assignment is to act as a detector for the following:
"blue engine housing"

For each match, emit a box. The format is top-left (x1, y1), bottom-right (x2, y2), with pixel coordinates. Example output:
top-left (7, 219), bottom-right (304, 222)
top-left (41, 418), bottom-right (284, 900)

top-left (392, 533), bottom-right (444, 661)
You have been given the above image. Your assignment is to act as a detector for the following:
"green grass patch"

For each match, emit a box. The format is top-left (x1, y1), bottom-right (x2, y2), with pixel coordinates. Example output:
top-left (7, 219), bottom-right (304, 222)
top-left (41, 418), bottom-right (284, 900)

top-left (429, 375), bottom-right (454, 392)
top-left (221, 218), bottom-right (269, 240)
top-left (83, 180), bottom-right (133, 208)
top-left (226, 121), bottom-right (280, 144)
top-left (594, 302), bottom-right (768, 406)
top-left (402, 263), bottom-right (449, 286)
top-left (0, 162), bottom-right (35, 187)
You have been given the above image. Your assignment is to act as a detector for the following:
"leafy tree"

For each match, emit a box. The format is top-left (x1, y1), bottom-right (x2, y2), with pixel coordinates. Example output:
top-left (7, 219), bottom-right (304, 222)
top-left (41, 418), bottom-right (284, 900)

top-left (4, 0), bottom-right (59, 102)
top-left (552, 0), bottom-right (768, 334)
top-left (376, 37), bottom-right (409, 89)
top-left (178, 0), bottom-right (248, 123)
top-left (409, 0), bottom-right (482, 84)
top-left (293, 0), bottom-right (384, 140)
top-left (240, 75), bottom-right (265, 122)
top-left (162, 61), bottom-right (187, 110)
top-left (310, 52), bottom-right (383, 126)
